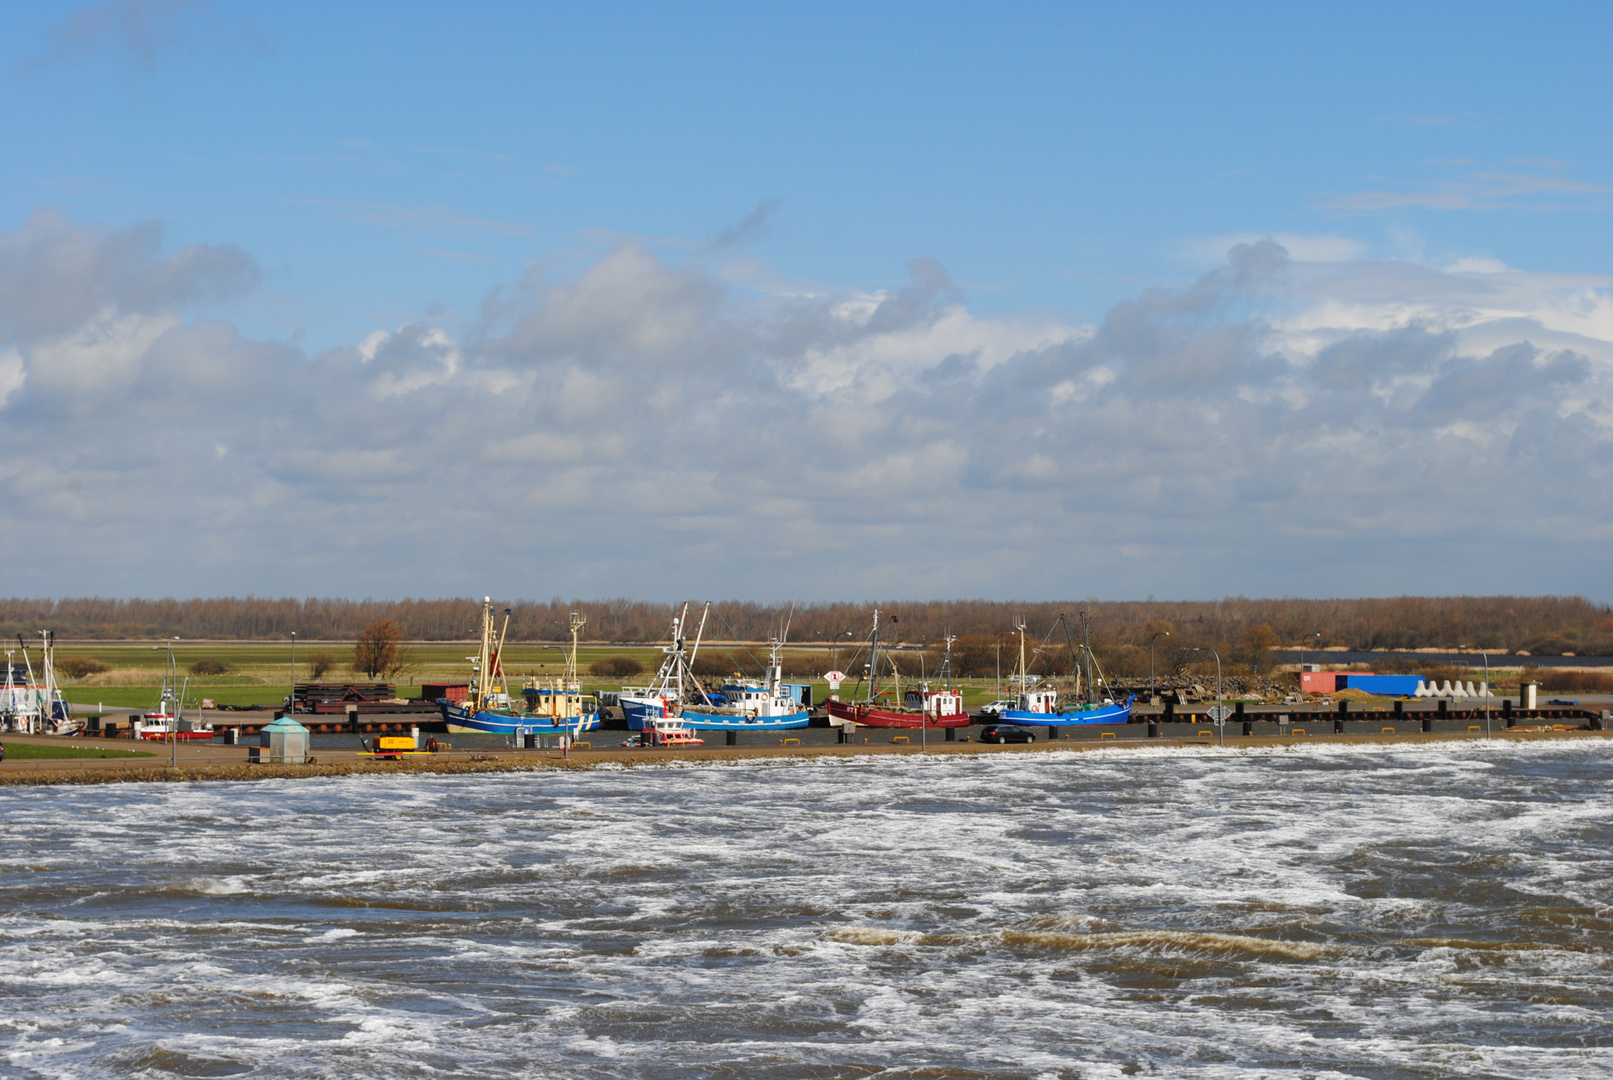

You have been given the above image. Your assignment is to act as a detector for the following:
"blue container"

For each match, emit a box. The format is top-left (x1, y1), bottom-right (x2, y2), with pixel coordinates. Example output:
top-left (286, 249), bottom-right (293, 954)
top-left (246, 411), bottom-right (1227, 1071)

top-left (1337, 674), bottom-right (1423, 697)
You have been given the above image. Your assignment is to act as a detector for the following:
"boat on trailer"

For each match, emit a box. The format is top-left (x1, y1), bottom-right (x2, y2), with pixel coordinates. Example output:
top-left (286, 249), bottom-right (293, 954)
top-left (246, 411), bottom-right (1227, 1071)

top-left (996, 613), bottom-right (1135, 727)
top-left (826, 612), bottom-right (971, 728)
top-left (441, 600), bottom-right (600, 737)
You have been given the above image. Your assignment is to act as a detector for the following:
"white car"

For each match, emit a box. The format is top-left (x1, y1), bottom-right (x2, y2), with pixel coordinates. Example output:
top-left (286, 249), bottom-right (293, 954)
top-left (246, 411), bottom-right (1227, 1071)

top-left (979, 699), bottom-right (1014, 718)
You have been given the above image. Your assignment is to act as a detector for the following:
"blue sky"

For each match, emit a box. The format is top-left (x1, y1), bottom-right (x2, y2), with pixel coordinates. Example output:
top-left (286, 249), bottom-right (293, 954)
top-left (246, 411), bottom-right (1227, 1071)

top-left (1, 2), bottom-right (1609, 602)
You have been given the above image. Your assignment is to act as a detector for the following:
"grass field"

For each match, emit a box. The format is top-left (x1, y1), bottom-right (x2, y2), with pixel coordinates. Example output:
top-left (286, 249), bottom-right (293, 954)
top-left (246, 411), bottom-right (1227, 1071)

top-left (2, 742), bottom-right (156, 760)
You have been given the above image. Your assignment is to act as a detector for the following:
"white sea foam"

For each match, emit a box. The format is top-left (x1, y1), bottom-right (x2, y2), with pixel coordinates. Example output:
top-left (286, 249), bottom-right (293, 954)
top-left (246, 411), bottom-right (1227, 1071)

top-left (2, 740), bottom-right (1612, 1076)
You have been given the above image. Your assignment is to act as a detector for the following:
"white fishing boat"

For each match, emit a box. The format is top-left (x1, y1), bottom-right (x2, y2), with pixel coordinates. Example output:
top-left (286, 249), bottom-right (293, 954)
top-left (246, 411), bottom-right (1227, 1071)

top-left (2, 632), bottom-right (80, 735)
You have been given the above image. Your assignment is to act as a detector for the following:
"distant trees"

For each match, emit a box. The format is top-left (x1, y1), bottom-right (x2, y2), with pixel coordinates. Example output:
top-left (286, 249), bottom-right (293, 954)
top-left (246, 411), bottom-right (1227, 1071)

top-left (307, 651), bottom-right (335, 679)
top-left (1, 596), bottom-right (1609, 658)
top-left (352, 619), bottom-right (403, 678)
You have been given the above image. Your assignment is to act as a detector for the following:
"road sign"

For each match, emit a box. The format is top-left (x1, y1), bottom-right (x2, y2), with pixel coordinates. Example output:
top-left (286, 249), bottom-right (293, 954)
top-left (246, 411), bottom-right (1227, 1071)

top-left (1206, 705), bottom-right (1232, 723)
top-left (825, 670), bottom-right (846, 689)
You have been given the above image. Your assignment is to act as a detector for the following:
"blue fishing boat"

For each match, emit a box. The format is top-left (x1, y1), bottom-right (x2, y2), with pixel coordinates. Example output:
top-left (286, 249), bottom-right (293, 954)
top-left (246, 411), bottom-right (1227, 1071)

top-left (442, 600), bottom-right (600, 736)
top-left (680, 638), bottom-right (809, 731)
top-left (621, 604), bottom-right (809, 731)
top-left (619, 603), bottom-right (709, 730)
top-left (996, 613), bottom-right (1135, 727)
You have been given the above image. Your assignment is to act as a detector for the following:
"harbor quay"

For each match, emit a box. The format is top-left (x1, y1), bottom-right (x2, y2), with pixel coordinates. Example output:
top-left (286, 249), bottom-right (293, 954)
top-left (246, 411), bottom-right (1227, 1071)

top-left (3, 717), bottom-right (1608, 786)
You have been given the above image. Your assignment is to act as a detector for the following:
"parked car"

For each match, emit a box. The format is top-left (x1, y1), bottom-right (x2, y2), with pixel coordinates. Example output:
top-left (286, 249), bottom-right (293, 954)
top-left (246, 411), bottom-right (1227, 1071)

top-left (980, 724), bottom-right (1037, 744)
top-left (1547, 698), bottom-right (1579, 706)
top-left (978, 699), bottom-right (1014, 719)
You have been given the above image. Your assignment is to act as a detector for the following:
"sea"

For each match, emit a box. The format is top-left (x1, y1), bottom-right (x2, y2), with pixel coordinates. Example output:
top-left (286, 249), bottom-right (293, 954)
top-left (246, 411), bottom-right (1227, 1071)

top-left (3, 741), bottom-right (1611, 1079)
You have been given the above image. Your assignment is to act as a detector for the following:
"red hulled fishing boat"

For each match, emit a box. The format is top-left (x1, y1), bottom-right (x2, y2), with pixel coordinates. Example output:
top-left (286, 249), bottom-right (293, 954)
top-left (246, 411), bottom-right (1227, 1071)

top-left (826, 612), bottom-right (971, 728)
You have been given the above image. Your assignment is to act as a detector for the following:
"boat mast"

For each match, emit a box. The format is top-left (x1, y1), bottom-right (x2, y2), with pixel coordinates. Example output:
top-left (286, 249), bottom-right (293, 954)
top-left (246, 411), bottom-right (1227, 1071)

top-left (566, 611), bottom-right (585, 691)
top-left (1016, 622), bottom-right (1028, 700)
top-left (943, 633), bottom-right (956, 694)
top-left (1081, 611), bottom-right (1094, 704)
top-left (866, 609), bottom-right (881, 704)
top-left (474, 596), bottom-right (493, 709)
top-left (673, 603), bottom-right (689, 703)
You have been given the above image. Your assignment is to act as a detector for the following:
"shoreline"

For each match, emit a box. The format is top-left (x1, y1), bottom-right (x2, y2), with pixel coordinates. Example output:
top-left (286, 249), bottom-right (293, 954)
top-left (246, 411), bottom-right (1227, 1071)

top-left (2, 727), bottom-right (1609, 787)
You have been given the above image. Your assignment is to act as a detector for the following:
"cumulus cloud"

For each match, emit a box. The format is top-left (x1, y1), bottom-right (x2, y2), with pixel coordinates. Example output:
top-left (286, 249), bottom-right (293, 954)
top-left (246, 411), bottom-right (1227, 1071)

top-left (0, 214), bottom-right (1608, 600)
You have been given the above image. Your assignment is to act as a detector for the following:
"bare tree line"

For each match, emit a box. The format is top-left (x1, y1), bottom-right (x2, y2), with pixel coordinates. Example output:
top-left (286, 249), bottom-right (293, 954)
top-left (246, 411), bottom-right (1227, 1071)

top-left (0, 595), bottom-right (1607, 657)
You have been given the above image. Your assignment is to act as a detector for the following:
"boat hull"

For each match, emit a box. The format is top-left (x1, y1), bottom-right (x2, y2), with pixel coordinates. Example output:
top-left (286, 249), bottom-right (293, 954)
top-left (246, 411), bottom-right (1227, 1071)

top-left (679, 709), bottom-right (810, 731)
top-left (138, 729), bottom-right (216, 741)
top-left (826, 700), bottom-right (971, 728)
top-left (442, 703), bottom-right (601, 736)
top-left (998, 697), bottom-right (1134, 727)
top-left (620, 696), bottom-right (667, 731)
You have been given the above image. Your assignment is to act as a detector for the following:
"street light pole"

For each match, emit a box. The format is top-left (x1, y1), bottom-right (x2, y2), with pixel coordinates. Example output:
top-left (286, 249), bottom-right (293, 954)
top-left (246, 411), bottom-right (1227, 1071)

top-left (290, 631), bottom-right (297, 716)
top-left (1148, 631), bottom-right (1169, 697)
top-left (1191, 646), bottom-right (1223, 746)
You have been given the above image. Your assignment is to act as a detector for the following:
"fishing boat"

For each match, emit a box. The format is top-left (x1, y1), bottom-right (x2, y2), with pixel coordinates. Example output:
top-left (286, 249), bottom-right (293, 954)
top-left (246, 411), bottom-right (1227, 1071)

top-left (621, 604), bottom-right (810, 731)
top-left (618, 603), bottom-right (709, 730)
top-left (681, 636), bottom-right (809, 731)
top-left (825, 612), bottom-right (970, 728)
top-left (441, 600), bottom-right (600, 736)
top-left (996, 614), bottom-right (1134, 727)
top-left (2, 632), bottom-right (81, 735)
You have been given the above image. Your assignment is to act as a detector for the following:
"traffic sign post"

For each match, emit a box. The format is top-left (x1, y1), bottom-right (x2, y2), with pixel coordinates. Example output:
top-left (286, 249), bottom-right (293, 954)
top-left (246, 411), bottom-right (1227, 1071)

top-left (1207, 705), bottom-right (1232, 724)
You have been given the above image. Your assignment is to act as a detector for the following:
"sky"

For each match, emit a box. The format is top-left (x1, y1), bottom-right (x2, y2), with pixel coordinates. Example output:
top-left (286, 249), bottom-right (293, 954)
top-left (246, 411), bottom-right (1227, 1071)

top-left (0, 0), bottom-right (1609, 603)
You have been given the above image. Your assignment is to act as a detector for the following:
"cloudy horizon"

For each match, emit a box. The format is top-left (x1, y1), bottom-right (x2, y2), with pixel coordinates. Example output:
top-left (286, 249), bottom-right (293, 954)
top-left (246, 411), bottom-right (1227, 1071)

top-left (0, 3), bottom-right (1608, 603)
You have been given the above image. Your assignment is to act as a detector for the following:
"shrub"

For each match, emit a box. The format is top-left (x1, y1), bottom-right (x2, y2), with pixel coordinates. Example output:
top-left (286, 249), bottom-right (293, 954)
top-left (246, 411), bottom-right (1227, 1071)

top-left (56, 656), bottom-right (108, 679)
top-left (307, 651), bottom-right (336, 679)
top-left (189, 658), bottom-right (232, 676)
top-left (588, 656), bottom-right (645, 678)
top-left (1521, 667), bottom-right (1613, 693)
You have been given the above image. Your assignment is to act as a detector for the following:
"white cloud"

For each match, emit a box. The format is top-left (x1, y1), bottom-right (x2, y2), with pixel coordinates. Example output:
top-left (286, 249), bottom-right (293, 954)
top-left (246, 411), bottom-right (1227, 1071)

top-left (0, 217), bottom-right (1609, 600)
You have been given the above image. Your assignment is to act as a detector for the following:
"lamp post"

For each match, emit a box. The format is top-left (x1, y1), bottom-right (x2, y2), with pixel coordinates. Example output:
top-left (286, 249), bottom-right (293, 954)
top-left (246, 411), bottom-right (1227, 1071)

top-left (1481, 648), bottom-right (1491, 740)
top-left (1148, 631), bottom-right (1169, 698)
top-left (153, 639), bottom-right (179, 767)
top-left (290, 631), bottom-right (297, 715)
top-left (1190, 646), bottom-right (1223, 746)
top-left (995, 633), bottom-right (1003, 699)
top-left (1297, 631), bottom-right (1322, 693)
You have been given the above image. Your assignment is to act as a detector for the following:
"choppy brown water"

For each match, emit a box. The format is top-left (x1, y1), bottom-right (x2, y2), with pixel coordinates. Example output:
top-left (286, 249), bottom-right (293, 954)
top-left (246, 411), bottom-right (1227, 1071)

top-left (3, 740), bottom-right (1611, 1078)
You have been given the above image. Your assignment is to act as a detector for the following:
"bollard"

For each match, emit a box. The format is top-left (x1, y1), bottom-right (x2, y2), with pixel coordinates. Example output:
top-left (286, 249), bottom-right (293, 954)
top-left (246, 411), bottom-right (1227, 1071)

top-left (1502, 699), bottom-right (1513, 722)
top-left (1506, 710), bottom-right (1516, 729)
top-left (411, 725), bottom-right (420, 749)
top-left (1242, 720), bottom-right (1253, 736)
top-left (1438, 699), bottom-right (1449, 719)
top-left (945, 727), bottom-right (955, 742)
top-left (347, 704), bottom-right (359, 733)
top-left (726, 730), bottom-right (737, 746)
top-left (1393, 699), bottom-right (1404, 718)
top-left (1147, 721), bottom-right (1160, 738)
top-left (1163, 701), bottom-right (1175, 723)
top-left (1422, 715), bottom-right (1433, 733)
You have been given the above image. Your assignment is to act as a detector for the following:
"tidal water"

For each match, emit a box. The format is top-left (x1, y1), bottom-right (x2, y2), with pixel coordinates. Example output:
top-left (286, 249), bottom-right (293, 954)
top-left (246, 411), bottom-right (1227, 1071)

top-left (3, 742), bottom-right (1611, 1079)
